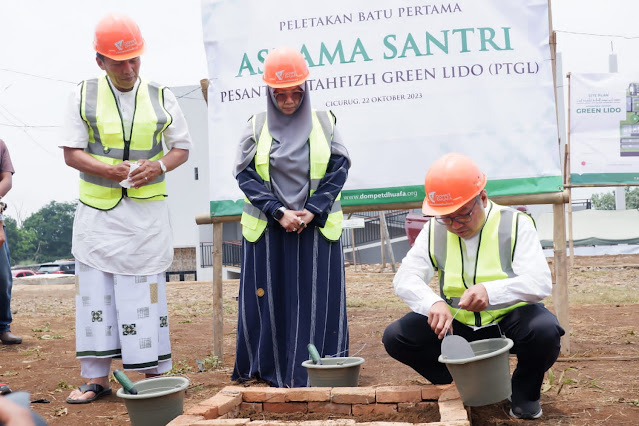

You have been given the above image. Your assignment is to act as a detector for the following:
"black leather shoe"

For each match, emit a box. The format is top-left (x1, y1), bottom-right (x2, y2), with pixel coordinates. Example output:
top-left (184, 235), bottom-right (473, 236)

top-left (0, 331), bottom-right (22, 344)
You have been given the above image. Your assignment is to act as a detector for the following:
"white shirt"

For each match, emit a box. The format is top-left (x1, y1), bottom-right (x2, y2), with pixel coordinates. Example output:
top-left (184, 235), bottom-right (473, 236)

top-left (393, 207), bottom-right (552, 321)
top-left (60, 76), bottom-right (193, 275)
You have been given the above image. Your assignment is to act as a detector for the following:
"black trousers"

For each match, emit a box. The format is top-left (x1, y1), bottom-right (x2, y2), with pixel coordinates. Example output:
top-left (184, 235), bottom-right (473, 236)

top-left (382, 303), bottom-right (564, 403)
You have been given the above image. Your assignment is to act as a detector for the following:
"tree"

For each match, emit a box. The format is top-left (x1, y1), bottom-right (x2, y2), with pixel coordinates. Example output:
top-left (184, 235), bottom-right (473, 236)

top-left (3, 216), bottom-right (37, 264)
top-left (591, 191), bottom-right (615, 210)
top-left (22, 201), bottom-right (76, 263)
top-left (626, 187), bottom-right (639, 209)
top-left (591, 187), bottom-right (639, 210)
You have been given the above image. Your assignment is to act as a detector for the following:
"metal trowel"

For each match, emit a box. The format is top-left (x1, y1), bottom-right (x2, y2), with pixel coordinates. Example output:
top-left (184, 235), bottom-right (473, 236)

top-left (441, 334), bottom-right (475, 360)
top-left (440, 307), bottom-right (475, 360)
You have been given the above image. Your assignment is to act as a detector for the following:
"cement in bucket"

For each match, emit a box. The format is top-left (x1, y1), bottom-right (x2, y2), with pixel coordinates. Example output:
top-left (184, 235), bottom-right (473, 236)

top-left (116, 376), bottom-right (190, 426)
top-left (438, 337), bottom-right (514, 406)
top-left (302, 356), bottom-right (365, 387)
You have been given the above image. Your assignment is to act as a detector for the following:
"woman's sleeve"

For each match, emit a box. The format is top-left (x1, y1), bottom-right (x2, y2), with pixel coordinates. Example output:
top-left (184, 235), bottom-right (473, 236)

top-left (236, 159), bottom-right (284, 218)
top-left (305, 123), bottom-right (350, 227)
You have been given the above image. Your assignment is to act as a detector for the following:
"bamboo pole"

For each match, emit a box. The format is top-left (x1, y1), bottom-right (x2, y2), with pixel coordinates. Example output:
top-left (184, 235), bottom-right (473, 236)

top-left (552, 202), bottom-right (570, 354)
top-left (379, 213), bottom-right (386, 269)
top-left (566, 73), bottom-right (575, 267)
top-left (195, 191), bottom-right (571, 226)
top-left (212, 222), bottom-right (224, 360)
top-left (379, 211), bottom-right (396, 273)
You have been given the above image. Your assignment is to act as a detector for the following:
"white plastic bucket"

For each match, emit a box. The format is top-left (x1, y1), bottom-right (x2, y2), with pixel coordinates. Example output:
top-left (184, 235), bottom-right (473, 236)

top-left (438, 337), bottom-right (513, 406)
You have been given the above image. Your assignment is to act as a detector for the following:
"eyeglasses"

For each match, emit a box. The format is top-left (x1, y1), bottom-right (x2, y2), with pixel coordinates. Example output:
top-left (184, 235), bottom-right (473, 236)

top-left (434, 198), bottom-right (479, 226)
top-left (273, 89), bottom-right (304, 103)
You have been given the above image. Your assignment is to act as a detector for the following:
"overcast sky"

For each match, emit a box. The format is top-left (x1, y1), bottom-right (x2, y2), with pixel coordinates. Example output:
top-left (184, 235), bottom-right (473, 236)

top-left (0, 0), bottom-right (637, 219)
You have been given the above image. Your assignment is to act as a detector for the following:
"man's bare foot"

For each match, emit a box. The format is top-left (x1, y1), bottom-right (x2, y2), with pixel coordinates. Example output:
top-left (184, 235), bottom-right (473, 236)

top-left (66, 377), bottom-right (111, 403)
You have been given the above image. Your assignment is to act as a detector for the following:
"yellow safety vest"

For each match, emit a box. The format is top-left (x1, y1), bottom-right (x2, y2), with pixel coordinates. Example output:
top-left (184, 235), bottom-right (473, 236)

top-left (428, 201), bottom-right (530, 327)
top-left (78, 77), bottom-right (171, 210)
top-left (241, 110), bottom-right (343, 243)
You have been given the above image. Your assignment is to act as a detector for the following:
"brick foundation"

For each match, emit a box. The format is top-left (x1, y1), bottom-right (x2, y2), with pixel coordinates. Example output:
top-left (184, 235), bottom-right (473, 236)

top-left (168, 385), bottom-right (470, 426)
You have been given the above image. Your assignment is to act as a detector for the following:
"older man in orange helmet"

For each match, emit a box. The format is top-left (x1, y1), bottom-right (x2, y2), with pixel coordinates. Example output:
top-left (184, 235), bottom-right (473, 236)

top-left (61, 13), bottom-right (191, 404)
top-left (383, 153), bottom-right (564, 420)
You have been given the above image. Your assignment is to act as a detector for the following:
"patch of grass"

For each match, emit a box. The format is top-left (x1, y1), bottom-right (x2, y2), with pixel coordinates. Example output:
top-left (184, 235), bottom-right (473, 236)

top-left (38, 334), bottom-right (65, 340)
top-left (542, 367), bottom-right (578, 395)
top-left (196, 354), bottom-right (222, 372)
top-left (168, 360), bottom-right (194, 375)
top-left (21, 347), bottom-right (42, 358)
top-left (55, 381), bottom-right (74, 392)
top-left (32, 322), bottom-right (51, 333)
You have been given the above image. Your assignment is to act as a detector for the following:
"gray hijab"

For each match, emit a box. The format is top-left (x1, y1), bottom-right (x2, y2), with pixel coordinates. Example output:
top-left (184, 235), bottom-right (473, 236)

top-left (234, 82), bottom-right (313, 210)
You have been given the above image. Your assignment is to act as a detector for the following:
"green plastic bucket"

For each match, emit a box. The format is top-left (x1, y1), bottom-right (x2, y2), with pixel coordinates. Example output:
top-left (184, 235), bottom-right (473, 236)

top-left (302, 356), bottom-right (365, 387)
top-left (116, 376), bottom-right (190, 426)
top-left (438, 337), bottom-right (514, 407)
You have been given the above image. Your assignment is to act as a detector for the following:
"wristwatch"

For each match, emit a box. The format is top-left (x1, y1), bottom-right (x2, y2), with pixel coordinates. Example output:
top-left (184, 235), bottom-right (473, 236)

top-left (158, 159), bottom-right (167, 174)
top-left (273, 206), bottom-right (286, 220)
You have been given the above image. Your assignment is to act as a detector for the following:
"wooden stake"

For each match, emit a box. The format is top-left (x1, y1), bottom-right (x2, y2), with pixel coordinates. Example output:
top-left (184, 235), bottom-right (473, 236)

top-left (212, 222), bottom-right (224, 361)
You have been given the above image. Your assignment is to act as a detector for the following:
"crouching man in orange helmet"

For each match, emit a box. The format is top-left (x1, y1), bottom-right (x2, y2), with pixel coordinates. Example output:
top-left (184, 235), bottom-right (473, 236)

top-left (383, 153), bottom-right (564, 420)
top-left (61, 13), bottom-right (191, 404)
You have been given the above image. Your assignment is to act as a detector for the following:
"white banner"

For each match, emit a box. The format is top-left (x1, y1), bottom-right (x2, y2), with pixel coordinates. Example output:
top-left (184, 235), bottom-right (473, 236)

top-left (202, 0), bottom-right (561, 216)
top-left (569, 73), bottom-right (639, 185)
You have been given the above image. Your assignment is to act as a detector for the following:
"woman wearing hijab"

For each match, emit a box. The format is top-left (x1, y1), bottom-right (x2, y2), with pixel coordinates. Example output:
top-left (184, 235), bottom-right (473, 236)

top-left (232, 47), bottom-right (351, 387)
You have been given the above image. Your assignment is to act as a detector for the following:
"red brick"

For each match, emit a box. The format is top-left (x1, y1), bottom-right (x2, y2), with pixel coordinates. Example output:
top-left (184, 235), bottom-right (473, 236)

top-left (192, 420), bottom-right (251, 425)
top-left (357, 423), bottom-right (423, 426)
top-left (438, 385), bottom-right (461, 402)
top-left (184, 402), bottom-right (219, 419)
top-left (376, 386), bottom-right (422, 403)
top-left (166, 414), bottom-right (205, 425)
top-left (196, 390), bottom-right (242, 418)
top-left (302, 421), bottom-right (356, 426)
top-left (241, 388), bottom-right (287, 403)
top-left (398, 401), bottom-right (438, 412)
top-left (263, 401), bottom-right (308, 413)
top-left (352, 403), bottom-right (398, 415)
top-left (285, 387), bottom-right (331, 402)
top-left (421, 385), bottom-right (449, 401)
top-left (239, 401), bottom-right (263, 414)
top-left (438, 386), bottom-right (468, 423)
top-left (331, 387), bottom-right (376, 404)
top-left (308, 401), bottom-right (352, 415)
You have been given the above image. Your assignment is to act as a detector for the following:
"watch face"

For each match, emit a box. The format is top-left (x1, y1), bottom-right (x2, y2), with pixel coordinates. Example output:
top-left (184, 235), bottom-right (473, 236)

top-left (274, 208), bottom-right (284, 220)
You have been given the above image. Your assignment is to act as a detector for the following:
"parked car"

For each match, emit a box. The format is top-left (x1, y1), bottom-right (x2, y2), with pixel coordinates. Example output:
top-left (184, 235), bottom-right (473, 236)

top-left (11, 269), bottom-right (38, 278)
top-left (37, 261), bottom-right (75, 275)
top-left (404, 212), bottom-right (430, 246)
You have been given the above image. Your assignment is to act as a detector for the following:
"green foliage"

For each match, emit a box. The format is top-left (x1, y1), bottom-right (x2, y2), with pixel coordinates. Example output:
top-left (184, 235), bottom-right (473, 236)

top-left (4, 216), bottom-right (37, 264)
top-left (591, 187), bottom-right (639, 210)
top-left (625, 187), bottom-right (639, 209)
top-left (6, 200), bottom-right (77, 264)
top-left (591, 191), bottom-right (615, 210)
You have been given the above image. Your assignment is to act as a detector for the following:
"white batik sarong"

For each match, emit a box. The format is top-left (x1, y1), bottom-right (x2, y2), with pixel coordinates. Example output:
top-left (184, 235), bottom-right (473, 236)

top-left (75, 261), bottom-right (172, 372)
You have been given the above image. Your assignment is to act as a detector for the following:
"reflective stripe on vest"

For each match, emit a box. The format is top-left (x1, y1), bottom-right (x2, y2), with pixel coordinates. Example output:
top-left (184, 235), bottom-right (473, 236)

top-left (241, 110), bottom-right (343, 242)
top-left (429, 201), bottom-right (529, 327)
top-left (79, 77), bottom-right (171, 210)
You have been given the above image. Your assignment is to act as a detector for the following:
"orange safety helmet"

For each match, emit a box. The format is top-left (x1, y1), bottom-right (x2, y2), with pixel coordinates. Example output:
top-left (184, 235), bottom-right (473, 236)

top-left (94, 13), bottom-right (145, 61)
top-left (422, 153), bottom-right (487, 216)
top-left (262, 47), bottom-right (309, 88)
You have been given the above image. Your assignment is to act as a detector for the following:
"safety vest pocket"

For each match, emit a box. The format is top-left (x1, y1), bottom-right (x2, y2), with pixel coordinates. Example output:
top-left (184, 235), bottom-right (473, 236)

top-left (241, 212), bottom-right (260, 230)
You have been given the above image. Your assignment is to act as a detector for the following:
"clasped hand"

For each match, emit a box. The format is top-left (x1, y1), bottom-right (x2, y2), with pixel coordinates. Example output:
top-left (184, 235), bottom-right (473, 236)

top-left (112, 160), bottom-right (162, 189)
top-left (278, 209), bottom-right (315, 234)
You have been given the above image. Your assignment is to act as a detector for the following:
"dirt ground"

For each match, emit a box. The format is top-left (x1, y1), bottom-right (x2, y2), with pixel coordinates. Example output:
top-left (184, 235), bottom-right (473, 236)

top-left (3, 254), bottom-right (639, 425)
